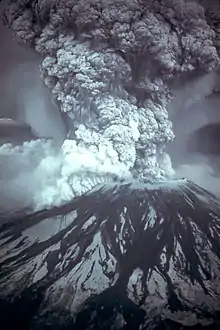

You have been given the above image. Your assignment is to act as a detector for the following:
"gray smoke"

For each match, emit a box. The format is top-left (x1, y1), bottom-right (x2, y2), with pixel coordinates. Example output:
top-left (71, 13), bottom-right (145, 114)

top-left (1, 0), bottom-right (220, 210)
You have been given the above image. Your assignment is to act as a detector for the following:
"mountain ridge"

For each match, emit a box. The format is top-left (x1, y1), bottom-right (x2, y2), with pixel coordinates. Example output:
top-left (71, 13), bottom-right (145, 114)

top-left (0, 178), bottom-right (220, 329)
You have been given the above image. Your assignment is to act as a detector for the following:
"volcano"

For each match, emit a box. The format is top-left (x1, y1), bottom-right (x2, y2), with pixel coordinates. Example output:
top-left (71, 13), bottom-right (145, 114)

top-left (0, 178), bottom-right (220, 330)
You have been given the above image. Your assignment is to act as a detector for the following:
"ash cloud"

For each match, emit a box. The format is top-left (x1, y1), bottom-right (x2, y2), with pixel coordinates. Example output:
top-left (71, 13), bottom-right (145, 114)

top-left (1, 0), bottom-right (220, 209)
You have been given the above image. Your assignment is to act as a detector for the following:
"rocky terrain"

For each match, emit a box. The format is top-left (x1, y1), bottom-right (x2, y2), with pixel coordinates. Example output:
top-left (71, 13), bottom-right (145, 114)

top-left (0, 179), bottom-right (220, 330)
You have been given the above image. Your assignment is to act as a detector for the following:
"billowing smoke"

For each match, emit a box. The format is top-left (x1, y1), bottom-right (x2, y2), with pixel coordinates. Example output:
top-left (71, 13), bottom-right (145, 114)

top-left (0, 140), bottom-right (63, 212)
top-left (1, 0), bottom-right (220, 210)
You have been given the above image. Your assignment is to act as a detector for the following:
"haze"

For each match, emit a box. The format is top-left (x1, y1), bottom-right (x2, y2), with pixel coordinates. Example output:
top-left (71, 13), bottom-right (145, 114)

top-left (167, 73), bottom-right (220, 197)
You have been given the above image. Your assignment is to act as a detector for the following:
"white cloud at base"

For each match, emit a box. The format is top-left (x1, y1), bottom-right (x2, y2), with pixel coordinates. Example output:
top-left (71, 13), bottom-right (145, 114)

top-left (0, 137), bottom-right (134, 212)
top-left (0, 140), bottom-right (62, 212)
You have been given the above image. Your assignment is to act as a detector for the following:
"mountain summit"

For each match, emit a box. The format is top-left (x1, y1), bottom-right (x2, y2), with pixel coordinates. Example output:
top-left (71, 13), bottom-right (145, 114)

top-left (0, 178), bottom-right (220, 330)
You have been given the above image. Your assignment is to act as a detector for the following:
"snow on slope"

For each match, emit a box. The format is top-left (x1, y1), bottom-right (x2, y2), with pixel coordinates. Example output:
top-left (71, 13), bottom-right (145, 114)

top-left (0, 179), bottom-right (220, 329)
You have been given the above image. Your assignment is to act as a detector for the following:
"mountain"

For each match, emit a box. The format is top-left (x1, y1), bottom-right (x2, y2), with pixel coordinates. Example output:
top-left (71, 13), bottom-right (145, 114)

top-left (0, 178), bottom-right (220, 330)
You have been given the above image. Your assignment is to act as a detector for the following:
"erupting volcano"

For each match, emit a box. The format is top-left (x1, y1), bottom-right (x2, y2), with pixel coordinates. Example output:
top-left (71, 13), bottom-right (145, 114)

top-left (1, 0), bottom-right (220, 329)
top-left (1, 179), bottom-right (220, 329)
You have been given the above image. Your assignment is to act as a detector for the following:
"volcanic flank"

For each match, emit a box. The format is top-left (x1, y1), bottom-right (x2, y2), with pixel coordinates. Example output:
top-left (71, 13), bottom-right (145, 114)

top-left (0, 178), bottom-right (220, 330)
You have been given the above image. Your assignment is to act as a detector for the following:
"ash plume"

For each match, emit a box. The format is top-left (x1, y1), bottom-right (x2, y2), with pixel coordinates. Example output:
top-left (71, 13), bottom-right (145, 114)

top-left (1, 0), bottom-right (220, 208)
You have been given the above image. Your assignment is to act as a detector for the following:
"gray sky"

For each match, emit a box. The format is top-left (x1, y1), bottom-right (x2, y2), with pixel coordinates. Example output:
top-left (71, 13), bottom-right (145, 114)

top-left (167, 73), bottom-right (220, 197)
top-left (0, 16), bottom-right (67, 144)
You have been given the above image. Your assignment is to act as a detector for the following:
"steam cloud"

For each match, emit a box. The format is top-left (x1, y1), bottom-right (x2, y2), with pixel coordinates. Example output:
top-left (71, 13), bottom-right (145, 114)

top-left (1, 0), bottom-right (220, 210)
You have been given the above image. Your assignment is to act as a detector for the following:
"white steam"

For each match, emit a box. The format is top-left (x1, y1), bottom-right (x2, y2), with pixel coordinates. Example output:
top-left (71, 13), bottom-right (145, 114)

top-left (0, 136), bottom-right (134, 212)
top-left (0, 140), bottom-right (63, 212)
